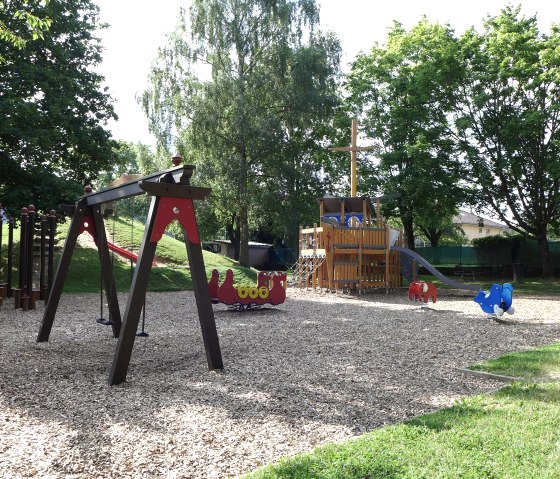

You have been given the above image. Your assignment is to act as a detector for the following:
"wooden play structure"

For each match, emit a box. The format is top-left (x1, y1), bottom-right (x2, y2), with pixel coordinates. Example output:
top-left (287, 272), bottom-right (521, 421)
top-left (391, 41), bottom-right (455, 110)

top-left (297, 196), bottom-right (404, 292)
top-left (0, 205), bottom-right (57, 310)
top-left (297, 118), bottom-right (405, 292)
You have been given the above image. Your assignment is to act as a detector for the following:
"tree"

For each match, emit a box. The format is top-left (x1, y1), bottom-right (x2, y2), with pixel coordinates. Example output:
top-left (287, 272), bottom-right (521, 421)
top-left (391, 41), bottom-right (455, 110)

top-left (454, 6), bottom-right (560, 276)
top-left (0, 0), bottom-right (116, 213)
top-left (0, 0), bottom-right (52, 59)
top-left (142, 0), bottom-right (341, 264)
top-left (346, 19), bottom-right (468, 250)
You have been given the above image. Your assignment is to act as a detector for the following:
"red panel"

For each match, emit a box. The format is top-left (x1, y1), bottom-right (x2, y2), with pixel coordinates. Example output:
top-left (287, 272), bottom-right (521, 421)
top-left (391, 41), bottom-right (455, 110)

top-left (151, 197), bottom-right (200, 244)
top-left (80, 215), bottom-right (97, 241)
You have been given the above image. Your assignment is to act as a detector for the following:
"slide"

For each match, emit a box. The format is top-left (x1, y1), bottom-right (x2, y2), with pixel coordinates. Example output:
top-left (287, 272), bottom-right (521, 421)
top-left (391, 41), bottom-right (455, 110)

top-left (107, 241), bottom-right (156, 266)
top-left (391, 245), bottom-right (482, 292)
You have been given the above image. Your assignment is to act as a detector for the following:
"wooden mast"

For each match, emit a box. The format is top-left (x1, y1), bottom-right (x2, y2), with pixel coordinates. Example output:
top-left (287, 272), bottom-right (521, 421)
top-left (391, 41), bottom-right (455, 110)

top-left (329, 118), bottom-right (374, 197)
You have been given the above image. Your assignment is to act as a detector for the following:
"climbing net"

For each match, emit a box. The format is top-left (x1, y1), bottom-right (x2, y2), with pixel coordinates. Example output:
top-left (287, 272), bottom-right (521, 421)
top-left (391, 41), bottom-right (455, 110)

top-left (288, 254), bottom-right (326, 287)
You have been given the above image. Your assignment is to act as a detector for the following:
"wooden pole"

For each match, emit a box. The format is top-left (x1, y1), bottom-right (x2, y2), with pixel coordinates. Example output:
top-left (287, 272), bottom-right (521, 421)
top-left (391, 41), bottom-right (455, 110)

top-left (328, 119), bottom-right (374, 198)
top-left (351, 119), bottom-right (358, 197)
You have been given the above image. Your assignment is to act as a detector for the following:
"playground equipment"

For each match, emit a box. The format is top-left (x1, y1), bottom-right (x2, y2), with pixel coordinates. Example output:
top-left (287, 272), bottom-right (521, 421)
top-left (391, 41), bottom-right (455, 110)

top-left (296, 196), bottom-right (403, 292)
top-left (408, 281), bottom-right (437, 304)
top-left (209, 269), bottom-right (287, 310)
top-left (0, 205), bottom-right (57, 310)
top-left (296, 119), bottom-right (484, 294)
top-left (36, 156), bottom-right (223, 385)
top-left (474, 283), bottom-right (515, 319)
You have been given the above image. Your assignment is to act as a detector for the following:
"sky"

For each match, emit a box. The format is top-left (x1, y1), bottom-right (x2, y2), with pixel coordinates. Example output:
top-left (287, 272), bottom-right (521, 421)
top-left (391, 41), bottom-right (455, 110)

top-left (94, 0), bottom-right (560, 146)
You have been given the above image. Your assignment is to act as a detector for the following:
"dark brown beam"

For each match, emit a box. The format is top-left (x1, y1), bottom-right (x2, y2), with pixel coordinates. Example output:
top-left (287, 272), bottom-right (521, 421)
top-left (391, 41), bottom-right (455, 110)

top-left (84, 167), bottom-right (189, 207)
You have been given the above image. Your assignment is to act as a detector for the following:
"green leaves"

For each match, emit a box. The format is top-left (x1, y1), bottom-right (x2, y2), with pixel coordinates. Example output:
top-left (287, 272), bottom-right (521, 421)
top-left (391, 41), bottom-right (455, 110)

top-left (0, 0), bottom-right (116, 212)
top-left (454, 6), bottom-right (560, 274)
top-left (346, 19), bottom-right (466, 248)
top-left (142, 0), bottom-right (342, 256)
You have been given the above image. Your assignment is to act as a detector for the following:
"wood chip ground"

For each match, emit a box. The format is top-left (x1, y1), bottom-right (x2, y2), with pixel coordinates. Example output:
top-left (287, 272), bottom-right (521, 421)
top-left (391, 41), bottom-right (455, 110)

top-left (1, 288), bottom-right (559, 478)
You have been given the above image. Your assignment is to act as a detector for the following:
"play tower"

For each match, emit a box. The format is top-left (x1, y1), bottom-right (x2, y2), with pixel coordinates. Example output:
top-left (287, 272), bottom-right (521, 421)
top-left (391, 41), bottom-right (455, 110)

top-left (297, 195), bottom-right (403, 292)
top-left (297, 119), bottom-right (404, 292)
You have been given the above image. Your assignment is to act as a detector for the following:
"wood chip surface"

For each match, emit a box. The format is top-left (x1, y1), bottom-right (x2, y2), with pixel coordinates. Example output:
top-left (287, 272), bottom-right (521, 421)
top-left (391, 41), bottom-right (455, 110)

top-left (1, 288), bottom-right (559, 478)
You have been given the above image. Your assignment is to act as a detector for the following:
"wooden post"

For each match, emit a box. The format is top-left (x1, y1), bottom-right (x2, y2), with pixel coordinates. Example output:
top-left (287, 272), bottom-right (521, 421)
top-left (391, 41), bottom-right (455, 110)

top-left (26, 205), bottom-right (36, 310)
top-left (298, 226), bottom-right (303, 289)
top-left (7, 217), bottom-right (14, 297)
top-left (37, 201), bottom-right (87, 341)
top-left (47, 210), bottom-right (56, 300)
top-left (328, 119), bottom-right (375, 198)
top-left (351, 119), bottom-right (358, 197)
top-left (39, 215), bottom-right (46, 300)
top-left (385, 223), bottom-right (390, 290)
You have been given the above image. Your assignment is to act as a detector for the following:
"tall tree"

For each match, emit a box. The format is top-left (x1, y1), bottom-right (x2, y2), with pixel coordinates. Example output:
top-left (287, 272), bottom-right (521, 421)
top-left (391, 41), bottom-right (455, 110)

top-left (346, 19), bottom-right (467, 250)
top-left (142, 0), bottom-right (341, 264)
top-left (0, 0), bottom-right (116, 213)
top-left (454, 6), bottom-right (560, 276)
top-left (0, 0), bottom-right (52, 59)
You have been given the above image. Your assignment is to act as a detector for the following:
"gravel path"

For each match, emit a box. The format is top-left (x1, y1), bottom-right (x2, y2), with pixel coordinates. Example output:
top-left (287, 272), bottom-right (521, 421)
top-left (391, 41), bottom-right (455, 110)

top-left (1, 288), bottom-right (559, 478)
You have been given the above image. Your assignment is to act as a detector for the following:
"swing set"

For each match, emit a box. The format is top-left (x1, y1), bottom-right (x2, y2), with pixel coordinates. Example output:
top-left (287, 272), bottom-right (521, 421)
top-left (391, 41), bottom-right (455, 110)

top-left (37, 157), bottom-right (223, 385)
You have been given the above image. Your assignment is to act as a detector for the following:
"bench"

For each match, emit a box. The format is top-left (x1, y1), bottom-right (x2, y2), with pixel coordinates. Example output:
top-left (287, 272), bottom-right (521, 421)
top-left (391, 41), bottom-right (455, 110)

top-left (454, 266), bottom-right (478, 280)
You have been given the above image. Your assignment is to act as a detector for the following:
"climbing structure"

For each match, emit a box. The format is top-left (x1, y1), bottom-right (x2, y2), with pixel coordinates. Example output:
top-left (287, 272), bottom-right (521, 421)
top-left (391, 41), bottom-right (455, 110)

top-left (297, 196), bottom-right (403, 292)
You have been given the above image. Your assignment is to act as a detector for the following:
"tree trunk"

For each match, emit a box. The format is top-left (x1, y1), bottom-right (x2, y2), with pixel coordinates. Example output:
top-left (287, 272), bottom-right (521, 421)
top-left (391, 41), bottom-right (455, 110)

top-left (402, 214), bottom-right (415, 251)
top-left (238, 150), bottom-right (250, 267)
top-left (536, 233), bottom-right (552, 278)
top-left (426, 229), bottom-right (441, 248)
top-left (225, 214), bottom-right (240, 261)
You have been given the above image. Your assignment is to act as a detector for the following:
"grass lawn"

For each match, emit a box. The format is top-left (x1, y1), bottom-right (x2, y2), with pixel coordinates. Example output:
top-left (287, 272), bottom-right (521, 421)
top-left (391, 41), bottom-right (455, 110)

top-left (416, 274), bottom-right (560, 297)
top-left (469, 343), bottom-right (560, 382)
top-left (245, 382), bottom-right (560, 479)
top-left (48, 218), bottom-right (258, 293)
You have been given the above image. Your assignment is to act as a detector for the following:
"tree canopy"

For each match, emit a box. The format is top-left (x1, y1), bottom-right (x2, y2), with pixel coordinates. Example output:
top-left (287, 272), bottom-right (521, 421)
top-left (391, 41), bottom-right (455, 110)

top-left (0, 0), bottom-right (52, 58)
top-left (142, 0), bottom-right (342, 265)
top-left (346, 19), bottom-right (468, 249)
top-left (454, 6), bottom-right (560, 276)
top-left (0, 0), bottom-right (116, 213)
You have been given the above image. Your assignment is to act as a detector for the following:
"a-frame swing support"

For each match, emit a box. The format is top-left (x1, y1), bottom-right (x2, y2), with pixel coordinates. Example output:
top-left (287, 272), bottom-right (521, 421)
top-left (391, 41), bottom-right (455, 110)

top-left (37, 163), bottom-right (223, 386)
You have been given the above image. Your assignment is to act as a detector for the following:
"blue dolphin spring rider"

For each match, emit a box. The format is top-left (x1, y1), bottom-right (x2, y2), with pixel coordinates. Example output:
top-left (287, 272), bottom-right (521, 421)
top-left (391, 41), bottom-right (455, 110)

top-left (474, 283), bottom-right (515, 319)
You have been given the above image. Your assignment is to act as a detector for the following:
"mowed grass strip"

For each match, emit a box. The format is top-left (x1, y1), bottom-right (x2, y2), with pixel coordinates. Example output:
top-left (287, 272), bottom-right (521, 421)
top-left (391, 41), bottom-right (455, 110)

top-left (245, 382), bottom-right (560, 479)
top-left (469, 343), bottom-right (560, 382)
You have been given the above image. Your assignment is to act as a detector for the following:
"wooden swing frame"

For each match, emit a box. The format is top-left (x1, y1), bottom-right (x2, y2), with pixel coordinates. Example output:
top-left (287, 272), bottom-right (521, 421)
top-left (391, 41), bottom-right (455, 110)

top-left (37, 164), bottom-right (223, 385)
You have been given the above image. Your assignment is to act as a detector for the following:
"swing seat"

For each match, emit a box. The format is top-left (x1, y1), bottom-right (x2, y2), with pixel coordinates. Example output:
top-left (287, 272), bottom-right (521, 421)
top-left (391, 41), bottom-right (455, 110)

top-left (96, 318), bottom-right (116, 326)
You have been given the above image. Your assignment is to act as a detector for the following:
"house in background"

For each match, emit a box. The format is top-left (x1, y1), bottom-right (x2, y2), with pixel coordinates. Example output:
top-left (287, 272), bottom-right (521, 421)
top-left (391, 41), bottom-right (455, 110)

top-left (455, 210), bottom-right (511, 243)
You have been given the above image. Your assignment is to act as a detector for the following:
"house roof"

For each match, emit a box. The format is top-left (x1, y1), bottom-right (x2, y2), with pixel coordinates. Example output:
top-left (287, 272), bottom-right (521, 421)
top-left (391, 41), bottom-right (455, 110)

top-left (456, 210), bottom-right (508, 229)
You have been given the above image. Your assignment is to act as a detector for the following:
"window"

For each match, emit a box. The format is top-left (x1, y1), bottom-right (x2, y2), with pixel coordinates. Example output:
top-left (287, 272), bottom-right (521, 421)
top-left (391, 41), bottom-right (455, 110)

top-left (486, 228), bottom-right (491, 234)
top-left (479, 228), bottom-right (482, 233)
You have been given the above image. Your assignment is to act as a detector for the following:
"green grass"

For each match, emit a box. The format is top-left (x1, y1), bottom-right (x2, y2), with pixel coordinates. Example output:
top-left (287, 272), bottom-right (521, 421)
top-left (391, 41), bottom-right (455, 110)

top-left (416, 274), bottom-right (560, 296)
top-left (245, 382), bottom-right (560, 479)
top-left (53, 217), bottom-right (257, 293)
top-left (469, 343), bottom-right (560, 381)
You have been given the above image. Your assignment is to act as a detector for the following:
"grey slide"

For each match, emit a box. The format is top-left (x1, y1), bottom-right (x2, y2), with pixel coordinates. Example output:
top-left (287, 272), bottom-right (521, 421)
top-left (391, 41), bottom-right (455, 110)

top-left (391, 245), bottom-right (482, 292)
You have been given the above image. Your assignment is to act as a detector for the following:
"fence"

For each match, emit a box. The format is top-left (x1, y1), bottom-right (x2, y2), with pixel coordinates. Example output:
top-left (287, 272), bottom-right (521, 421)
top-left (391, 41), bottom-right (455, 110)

top-left (416, 243), bottom-right (560, 269)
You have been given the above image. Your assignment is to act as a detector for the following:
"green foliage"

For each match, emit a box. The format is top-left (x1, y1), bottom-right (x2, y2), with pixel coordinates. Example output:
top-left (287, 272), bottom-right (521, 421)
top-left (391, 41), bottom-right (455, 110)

top-left (454, 6), bottom-right (560, 276)
top-left (245, 382), bottom-right (560, 478)
top-left (471, 234), bottom-right (512, 248)
top-left (346, 19), bottom-right (469, 250)
top-left (470, 343), bottom-right (560, 381)
top-left (0, 0), bottom-right (52, 58)
top-left (141, 0), bottom-right (342, 260)
top-left (0, 0), bottom-right (116, 213)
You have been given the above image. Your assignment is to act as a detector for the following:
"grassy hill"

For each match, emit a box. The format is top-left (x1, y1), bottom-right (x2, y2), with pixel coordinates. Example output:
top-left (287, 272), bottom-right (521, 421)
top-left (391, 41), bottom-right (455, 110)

top-left (56, 216), bottom-right (257, 293)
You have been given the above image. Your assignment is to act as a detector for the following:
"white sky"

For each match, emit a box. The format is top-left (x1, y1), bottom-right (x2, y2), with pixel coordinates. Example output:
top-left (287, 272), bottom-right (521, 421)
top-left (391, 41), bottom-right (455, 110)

top-left (95, 0), bottom-right (560, 146)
